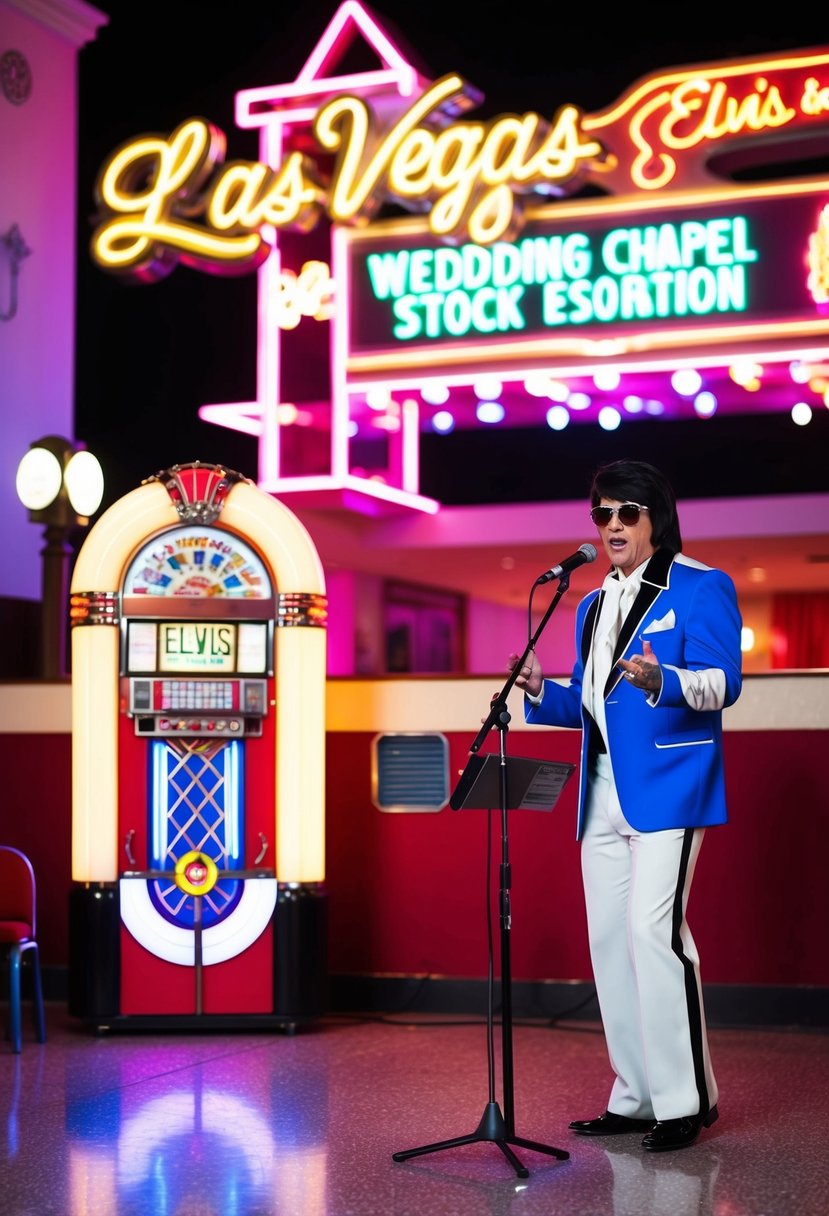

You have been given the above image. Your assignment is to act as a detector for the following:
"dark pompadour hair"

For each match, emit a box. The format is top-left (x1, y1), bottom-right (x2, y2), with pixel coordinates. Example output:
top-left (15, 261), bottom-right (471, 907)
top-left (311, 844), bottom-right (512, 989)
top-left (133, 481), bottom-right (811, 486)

top-left (590, 460), bottom-right (683, 554)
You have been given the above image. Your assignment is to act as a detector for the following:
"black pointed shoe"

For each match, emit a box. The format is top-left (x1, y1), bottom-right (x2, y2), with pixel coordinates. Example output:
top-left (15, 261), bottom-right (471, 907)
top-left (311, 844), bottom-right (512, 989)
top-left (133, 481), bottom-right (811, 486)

top-left (641, 1105), bottom-right (719, 1151)
top-left (569, 1110), bottom-right (656, 1136)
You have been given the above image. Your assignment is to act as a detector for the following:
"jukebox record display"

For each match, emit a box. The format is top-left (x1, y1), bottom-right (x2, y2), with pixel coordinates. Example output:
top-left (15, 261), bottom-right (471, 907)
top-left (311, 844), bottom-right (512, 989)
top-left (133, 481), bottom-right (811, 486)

top-left (125, 620), bottom-right (269, 675)
top-left (123, 526), bottom-right (272, 598)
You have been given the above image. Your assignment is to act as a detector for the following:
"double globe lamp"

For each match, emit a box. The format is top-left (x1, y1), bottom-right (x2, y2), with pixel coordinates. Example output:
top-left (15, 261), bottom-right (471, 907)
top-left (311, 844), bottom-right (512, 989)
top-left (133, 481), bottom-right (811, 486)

top-left (15, 436), bottom-right (104, 679)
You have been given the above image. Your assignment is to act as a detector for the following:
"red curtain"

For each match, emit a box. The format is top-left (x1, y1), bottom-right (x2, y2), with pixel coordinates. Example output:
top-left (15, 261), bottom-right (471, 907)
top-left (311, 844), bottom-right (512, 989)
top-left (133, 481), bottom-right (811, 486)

top-left (770, 592), bottom-right (829, 668)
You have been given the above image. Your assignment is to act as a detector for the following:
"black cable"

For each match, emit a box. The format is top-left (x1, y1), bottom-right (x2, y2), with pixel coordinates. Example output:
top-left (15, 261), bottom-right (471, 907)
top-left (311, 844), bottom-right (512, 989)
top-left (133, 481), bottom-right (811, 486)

top-left (485, 803), bottom-right (496, 1099)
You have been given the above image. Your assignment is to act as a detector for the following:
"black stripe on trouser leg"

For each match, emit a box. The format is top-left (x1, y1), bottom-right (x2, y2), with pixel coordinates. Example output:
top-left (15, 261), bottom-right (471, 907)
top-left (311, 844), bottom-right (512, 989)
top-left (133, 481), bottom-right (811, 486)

top-left (671, 829), bottom-right (710, 1119)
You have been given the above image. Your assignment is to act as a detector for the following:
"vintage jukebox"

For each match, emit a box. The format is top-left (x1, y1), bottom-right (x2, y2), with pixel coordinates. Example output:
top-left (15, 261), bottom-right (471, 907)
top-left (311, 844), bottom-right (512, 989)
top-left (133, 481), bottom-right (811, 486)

top-left (68, 464), bottom-right (328, 1028)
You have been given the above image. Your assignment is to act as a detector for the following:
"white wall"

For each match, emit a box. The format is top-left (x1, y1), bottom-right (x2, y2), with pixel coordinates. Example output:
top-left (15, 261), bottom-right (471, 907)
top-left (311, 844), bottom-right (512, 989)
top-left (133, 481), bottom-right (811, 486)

top-left (0, 0), bottom-right (107, 600)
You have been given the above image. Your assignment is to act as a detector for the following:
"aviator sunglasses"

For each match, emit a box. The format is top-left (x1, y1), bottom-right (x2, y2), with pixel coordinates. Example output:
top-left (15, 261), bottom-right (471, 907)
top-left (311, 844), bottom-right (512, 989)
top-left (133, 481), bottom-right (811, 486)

top-left (590, 502), bottom-right (650, 527)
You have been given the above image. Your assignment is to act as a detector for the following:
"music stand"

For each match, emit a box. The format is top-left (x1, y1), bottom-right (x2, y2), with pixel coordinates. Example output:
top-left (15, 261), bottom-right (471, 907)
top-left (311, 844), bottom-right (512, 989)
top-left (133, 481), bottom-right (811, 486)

top-left (393, 572), bottom-right (577, 1178)
top-left (450, 753), bottom-right (575, 815)
top-left (393, 747), bottom-right (575, 1177)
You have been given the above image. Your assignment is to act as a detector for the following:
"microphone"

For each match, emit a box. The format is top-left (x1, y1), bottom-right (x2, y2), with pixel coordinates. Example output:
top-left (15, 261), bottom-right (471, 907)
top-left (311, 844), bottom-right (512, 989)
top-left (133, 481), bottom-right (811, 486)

top-left (535, 543), bottom-right (598, 584)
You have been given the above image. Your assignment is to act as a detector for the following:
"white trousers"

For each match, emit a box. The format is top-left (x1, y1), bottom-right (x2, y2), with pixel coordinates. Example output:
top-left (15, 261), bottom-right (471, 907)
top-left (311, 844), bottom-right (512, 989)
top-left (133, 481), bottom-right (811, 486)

top-left (581, 754), bottom-right (717, 1122)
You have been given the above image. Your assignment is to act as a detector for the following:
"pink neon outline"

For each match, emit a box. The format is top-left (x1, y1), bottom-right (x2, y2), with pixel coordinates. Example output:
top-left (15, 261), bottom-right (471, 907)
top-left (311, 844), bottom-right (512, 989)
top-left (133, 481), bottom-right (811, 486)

top-left (332, 221), bottom-right (421, 496)
top-left (295, 0), bottom-right (420, 93)
top-left (235, 98), bottom-right (320, 131)
top-left (331, 224), bottom-right (351, 481)
top-left (235, 0), bottom-right (422, 128)
top-left (199, 402), bottom-right (263, 437)
top-left (401, 398), bottom-right (419, 492)
top-left (205, 0), bottom-right (433, 510)
top-left (266, 474), bottom-right (440, 514)
top-left (257, 234), bottom-right (282, 489)
top-left (237, 72), bottom-right (411, 120)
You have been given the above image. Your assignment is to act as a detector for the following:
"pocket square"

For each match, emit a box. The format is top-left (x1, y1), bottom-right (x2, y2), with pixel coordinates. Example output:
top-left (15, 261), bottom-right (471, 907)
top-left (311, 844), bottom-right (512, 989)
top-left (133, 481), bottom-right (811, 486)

top-left (642, 610), bottom-right (676, 635)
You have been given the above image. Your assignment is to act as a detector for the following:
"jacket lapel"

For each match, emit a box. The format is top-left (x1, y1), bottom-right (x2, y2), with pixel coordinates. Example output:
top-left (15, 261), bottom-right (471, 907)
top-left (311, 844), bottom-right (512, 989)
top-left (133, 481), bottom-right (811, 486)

top-left (605, 549), bottom-right (674, 698)
top-left (582, 591), bottom-right (602, 668)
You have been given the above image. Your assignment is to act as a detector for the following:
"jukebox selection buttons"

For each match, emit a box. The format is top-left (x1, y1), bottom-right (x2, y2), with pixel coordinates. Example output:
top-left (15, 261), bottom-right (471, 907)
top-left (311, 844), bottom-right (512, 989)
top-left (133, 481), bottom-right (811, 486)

top-left (136, 716), bottom-right (248, 736)
top-left (128, 679), bottom-right (267, 736)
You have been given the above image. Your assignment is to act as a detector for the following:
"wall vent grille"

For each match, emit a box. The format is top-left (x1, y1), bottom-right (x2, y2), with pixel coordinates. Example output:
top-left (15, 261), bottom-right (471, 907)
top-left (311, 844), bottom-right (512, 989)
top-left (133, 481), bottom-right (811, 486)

top-left (371, 732), bottom-right (449, 813)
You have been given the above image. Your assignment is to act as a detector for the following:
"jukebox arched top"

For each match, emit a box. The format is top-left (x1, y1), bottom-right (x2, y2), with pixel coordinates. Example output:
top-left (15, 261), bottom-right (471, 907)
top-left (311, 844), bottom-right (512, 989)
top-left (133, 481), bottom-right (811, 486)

top-left (122, 524), bottom-right (274, 601)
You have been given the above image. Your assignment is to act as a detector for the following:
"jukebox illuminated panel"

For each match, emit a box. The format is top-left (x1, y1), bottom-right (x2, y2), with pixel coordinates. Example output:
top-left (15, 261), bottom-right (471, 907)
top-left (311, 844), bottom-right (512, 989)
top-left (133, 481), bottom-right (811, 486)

top-left (118, 525), bottom-right (278, 1016)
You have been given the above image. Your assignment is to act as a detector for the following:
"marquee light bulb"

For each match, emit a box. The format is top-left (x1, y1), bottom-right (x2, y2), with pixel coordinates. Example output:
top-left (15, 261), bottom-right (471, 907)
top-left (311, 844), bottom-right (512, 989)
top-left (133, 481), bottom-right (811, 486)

top-left (473, 376), bottom-right (502, 401)
top-left (671, 369), bottom-right (703, 396)
top-left (693, 391), bottom-right (718, 417)
top-left (545, 380), bottom-right (570, 402)
top-left (593, 369), bottom-right (621, 391)
top-left (277, 403), bottom-right (299, 424)
top-left (729, 359), bottom-right (762, 386)
top-left (598, 406), bottom-right (621, 430)
top-left (476, 400), bottom-right (505, 423)
top-left (365, 387), bottom-right (391, 410)
top-left (421, 383), bottom-right (450, 405)
top-left (431, 410), bottom-right (455, 433)
top-left (622, 395), bottom-right (644, 413)
top-left (523, 374), bottom-right (549, 398)
top-left (567, 391), bottom-right (591, 411)
top-left (525, 373), bottom-right (568, 398)
top-left (546, 405), bottom-right (570, 430)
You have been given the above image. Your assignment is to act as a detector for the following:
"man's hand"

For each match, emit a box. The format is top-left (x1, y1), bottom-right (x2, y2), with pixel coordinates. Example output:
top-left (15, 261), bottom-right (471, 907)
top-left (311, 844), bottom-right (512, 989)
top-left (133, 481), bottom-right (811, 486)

top-left (507, 650), bottom-right (543, 698)
top-left (617, 640), bottom-right (662, 694)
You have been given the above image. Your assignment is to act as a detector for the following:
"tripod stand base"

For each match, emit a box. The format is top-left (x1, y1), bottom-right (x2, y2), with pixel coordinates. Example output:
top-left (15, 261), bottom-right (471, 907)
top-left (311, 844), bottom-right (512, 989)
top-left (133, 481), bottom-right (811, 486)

top-left (392, 1101), bottom-right (569, 1178)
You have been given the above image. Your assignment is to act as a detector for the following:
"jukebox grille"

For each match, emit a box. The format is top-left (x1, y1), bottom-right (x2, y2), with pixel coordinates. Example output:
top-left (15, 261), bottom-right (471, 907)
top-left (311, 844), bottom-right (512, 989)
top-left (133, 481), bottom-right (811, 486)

top-left (148, 738), bottom-right (244, 928)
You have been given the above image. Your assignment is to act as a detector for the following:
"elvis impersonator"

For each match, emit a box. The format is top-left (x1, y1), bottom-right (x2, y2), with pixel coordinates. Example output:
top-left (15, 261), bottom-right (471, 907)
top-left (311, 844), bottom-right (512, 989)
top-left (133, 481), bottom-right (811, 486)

top-left (509, 459), bottom-right (742, 1152)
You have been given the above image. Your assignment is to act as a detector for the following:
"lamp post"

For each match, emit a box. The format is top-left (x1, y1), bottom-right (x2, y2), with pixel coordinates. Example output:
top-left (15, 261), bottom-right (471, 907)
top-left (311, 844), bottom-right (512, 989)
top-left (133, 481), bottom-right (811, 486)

top-left (15, 436), bottom-right (104, 679)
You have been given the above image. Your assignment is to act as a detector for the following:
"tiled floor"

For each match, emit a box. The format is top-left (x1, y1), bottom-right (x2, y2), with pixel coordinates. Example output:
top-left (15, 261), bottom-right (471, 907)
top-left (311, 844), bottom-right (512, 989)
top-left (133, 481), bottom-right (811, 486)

top-left (2, 1004), bottom-right (827, 1215)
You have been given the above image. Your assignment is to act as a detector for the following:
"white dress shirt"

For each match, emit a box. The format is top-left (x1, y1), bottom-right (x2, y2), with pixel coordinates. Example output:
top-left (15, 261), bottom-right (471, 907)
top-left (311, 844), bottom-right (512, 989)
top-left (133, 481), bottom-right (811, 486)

top-left (586, 560), bottom-right (648, 747)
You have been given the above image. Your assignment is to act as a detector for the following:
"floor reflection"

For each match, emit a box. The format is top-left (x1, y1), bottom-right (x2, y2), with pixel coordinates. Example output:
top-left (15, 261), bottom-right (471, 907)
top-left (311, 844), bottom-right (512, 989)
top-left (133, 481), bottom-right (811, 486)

top-left (1, 1010), bottom-right (827, 1216)
top-left (603, 1142), bottom-right (720, 1216)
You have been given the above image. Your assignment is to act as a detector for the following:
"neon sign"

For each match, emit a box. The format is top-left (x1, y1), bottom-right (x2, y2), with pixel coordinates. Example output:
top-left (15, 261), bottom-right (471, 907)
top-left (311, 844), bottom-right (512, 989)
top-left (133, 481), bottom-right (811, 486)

top-left (91, 46), bottom-right (829, 277)
top-left (807, 204), bottom-right (829, 302)
top-left (582, 50), bottom-right (829, 193)
top-left (92, 77), bottom-right (601, 276)
top-left (315, 75), bottom-right (601, 242)
top-left (92, 119), bottom-right (321, 279)
top-left (88, 0), bottom-right (829, 512)
top-left (274, 260), bottom-right (336, 329)
top-left (364, 216), bottom-right (758, 341)
top-left (344, 185), bottom-right (829, 370)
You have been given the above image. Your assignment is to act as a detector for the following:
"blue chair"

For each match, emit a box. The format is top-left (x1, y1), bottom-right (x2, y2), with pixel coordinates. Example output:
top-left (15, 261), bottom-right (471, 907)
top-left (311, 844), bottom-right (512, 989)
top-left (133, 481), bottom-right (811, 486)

top-left (0, 846), bottom-right (46, 1052)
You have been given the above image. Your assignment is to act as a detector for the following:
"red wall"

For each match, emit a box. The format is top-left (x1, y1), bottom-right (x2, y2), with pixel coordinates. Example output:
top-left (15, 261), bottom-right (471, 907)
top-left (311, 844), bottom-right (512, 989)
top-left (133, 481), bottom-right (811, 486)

top-left (325, 729), bottom-right (829, 987)
top-left (0, 734), bottom-right (72, 966)
top-left (1, 727), bottom-right (825, 987)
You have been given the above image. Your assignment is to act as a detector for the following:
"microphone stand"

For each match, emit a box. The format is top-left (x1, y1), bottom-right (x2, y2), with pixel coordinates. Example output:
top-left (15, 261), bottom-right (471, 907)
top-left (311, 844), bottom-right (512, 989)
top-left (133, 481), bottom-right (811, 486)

top-left (392, 574), bottom-right (574, 1178)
